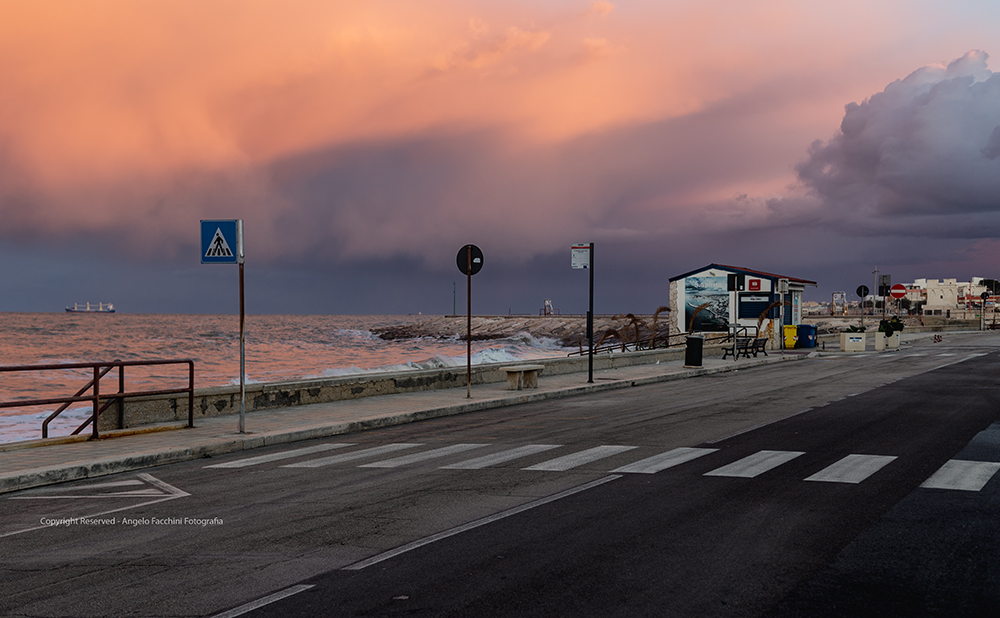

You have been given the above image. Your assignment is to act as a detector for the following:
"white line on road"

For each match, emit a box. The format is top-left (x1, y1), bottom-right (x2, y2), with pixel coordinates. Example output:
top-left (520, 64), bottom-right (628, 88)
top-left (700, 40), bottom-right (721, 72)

top-left (359, 444), bottom-right (488, 468)
top-left (342, 475), bottom-right (622, 571)
top-left (440, 445), bottom-right (562, 469)
top-left (208, 585), bottom-right (315, 618)
top-left (921, 460), bottom-right (1000, 491)
top-left (1, 474), bottom-right (189, 538)
top-left (611, 447), bottom-right (718, 474)
top-left (804, 454), bottom-right (897, 484)
top-left (204, 443), bottom-right (354, 468)
top-left (282, 443), bottom-right (422, 468)
top-left (704, 450), bottom-right (805, 478)
top-left (523, 445), bottom-right (638, 471)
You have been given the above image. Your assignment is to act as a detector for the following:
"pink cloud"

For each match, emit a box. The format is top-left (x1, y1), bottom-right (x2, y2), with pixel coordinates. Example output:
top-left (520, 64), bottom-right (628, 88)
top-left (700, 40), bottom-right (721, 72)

top-left (1, 0), bottom-right (999, 277)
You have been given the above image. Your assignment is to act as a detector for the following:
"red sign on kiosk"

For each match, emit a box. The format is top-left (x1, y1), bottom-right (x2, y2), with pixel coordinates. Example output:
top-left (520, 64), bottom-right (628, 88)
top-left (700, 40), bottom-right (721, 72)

top-left (749, 279), bottom-right (761, 291)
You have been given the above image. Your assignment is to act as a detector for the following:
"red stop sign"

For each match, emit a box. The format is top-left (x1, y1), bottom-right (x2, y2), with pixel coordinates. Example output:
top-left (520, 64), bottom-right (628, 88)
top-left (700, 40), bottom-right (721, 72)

top-left (890, 284), bottom-right (906, 299)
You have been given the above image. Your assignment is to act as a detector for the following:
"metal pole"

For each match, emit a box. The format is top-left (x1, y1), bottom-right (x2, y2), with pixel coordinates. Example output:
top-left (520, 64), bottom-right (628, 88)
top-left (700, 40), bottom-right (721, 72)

top-left (188, 360), bottom-right (195, 428)
top-left (467, 247), bottom-right (472, 398)
top-left (873, 267), bottom-right (878, 321)
top-left (588, 242), bottom-right (594, 384)
top-left (238, 220), bottom-right (246, 433)
top-left (118, 363), bottom-right (125, 430)
top-left (92, 365), bottom-right (100, 439)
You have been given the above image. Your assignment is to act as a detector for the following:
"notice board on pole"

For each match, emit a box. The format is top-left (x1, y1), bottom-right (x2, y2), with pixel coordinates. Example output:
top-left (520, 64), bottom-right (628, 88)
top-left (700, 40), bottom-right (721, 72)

top-left (571, 244), bottom-right (591, 269)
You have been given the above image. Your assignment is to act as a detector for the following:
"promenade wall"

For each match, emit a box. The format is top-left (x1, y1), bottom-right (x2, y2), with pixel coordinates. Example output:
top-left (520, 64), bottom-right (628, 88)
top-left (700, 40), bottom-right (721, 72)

top-left (97, 322), bottom-right (984, 432)
top-left (100, 342), bottom-right (727, 431)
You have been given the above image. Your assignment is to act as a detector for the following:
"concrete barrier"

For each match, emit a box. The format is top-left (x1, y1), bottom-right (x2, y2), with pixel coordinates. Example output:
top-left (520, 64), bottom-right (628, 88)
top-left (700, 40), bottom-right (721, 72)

top-left (98, 342), bottom-right (740, 431)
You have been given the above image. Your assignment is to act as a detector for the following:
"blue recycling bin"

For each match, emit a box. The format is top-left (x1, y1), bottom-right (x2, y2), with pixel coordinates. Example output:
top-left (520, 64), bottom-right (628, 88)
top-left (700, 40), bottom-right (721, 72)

top-left (797, 324), bottom-right (817, 348)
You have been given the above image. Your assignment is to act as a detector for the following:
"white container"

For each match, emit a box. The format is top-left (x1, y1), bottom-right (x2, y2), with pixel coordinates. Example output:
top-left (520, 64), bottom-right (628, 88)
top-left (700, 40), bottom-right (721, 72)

top-left (874, 331), bottom-right (886, 351)
top-left (887, 332), bottom-right (900, 349)
top-left (840, 332), bottom-right (866, 352)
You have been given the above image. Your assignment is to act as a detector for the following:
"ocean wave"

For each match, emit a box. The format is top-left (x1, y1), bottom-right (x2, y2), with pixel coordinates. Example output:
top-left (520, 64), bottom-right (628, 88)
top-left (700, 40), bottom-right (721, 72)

top-left (0, 406), bottom-right (93, 442)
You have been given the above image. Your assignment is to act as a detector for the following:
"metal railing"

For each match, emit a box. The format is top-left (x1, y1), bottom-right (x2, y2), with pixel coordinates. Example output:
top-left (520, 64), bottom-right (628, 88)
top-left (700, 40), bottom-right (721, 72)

top-left (567, 331), bottom-right (693, 356)
top-left (0, 360), bottom-right (195, 440)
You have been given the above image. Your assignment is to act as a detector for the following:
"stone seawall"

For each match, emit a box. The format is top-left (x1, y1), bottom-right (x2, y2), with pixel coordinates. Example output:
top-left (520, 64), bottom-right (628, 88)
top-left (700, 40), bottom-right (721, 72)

top-left (96, 319), bottom-right (986, 432)
top-left (98, 342), bottom-right (724, 432)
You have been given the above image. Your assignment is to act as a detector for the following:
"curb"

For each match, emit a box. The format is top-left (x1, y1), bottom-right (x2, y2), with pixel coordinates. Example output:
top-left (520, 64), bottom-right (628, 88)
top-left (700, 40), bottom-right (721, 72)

top-left (0, 354), bottom-right (801, 495)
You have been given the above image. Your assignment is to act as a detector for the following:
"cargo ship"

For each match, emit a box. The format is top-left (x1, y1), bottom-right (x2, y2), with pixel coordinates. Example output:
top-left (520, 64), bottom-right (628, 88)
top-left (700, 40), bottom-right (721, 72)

top-left (65, 302), bottom-right (116, 313)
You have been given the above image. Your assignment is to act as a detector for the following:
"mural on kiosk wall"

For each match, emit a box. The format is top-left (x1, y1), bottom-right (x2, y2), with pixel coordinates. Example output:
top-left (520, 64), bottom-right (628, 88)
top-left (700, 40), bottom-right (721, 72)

top-left (685, 276), bottom-right (730, 332)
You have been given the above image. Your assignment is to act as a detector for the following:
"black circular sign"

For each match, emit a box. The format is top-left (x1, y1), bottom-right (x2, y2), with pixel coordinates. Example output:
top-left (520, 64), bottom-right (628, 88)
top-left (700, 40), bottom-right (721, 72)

top-left (982, 291), bottom-right (990, 300)
top-left (856, 285), bottom-right (870, 298)
top-left (457, 244), bottom-right (484, 276)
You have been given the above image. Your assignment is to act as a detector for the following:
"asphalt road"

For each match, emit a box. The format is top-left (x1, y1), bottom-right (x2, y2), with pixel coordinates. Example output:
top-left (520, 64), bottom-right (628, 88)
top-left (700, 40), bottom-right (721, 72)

top-left (2, 334), bottom-right (999, 617)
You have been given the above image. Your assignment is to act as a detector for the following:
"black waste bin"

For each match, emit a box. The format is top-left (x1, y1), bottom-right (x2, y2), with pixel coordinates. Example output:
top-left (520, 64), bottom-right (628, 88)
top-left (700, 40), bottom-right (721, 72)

top-left (684, 335), bottom-right (703, 367)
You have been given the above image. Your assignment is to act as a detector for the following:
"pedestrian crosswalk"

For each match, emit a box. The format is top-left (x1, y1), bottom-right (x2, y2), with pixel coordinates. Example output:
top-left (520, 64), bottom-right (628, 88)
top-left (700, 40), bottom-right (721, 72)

top-left (805, 454), bottom-right (897, 484)
top-left (704, 450), bottom-right (805, 479)
top-left (204, 441), bottom-right (1000, 492)
top-left (920, 460), bottom-right (1000, 491)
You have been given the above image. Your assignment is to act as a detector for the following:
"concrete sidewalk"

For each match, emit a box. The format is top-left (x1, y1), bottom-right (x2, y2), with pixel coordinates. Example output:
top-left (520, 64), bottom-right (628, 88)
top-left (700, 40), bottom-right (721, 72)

top-left (0, 353), bottom-right (805, 495)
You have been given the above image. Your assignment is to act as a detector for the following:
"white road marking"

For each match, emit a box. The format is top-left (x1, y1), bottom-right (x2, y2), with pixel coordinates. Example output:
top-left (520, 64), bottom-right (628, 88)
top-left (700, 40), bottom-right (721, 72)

top-left (204, 443), bottom-right (354, 468)
top-left (704, 450), bottom-right (805, 478)
top-left (611, 447), bottom-right (718, 474)
top-left (282, 443), bottom-right (422, 468)
top-left (17, 480), bottom-right (145, 494)
top-left (359, 444), bottom-right (488, 468)
top-left (804, 454), bottom-right (897, 484)
top-left (921, 460), bottom-right (1000, 491)
top-left (208, 585), bottom-right (315, 618)
top-left (1, 473), bottom-right (189, 538)
top-left (440, 444), bottom-right (562, 469)
top-left (342, 475), bottom-right (622, 571)
top-left (523, 445), bottom-right (638, 471)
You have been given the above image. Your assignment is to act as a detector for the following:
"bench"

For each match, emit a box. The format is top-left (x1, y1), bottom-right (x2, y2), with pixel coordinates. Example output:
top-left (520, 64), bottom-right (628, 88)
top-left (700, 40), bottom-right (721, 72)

top-left (751, 338), bottom-right (769, 357)
top-left (722, 337), bottom-right (752, 360)
top-left (504, 365), bottom-right (544, 390)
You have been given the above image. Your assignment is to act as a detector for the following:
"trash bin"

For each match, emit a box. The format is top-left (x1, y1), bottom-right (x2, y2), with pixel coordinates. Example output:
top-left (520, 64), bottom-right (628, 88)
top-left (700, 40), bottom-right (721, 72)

top-left (783, 325), bottom-right (798, 349)
top-left (684, 335), bottom-right (703, 367)
top-left (797, 324), bottom-right (817, 348)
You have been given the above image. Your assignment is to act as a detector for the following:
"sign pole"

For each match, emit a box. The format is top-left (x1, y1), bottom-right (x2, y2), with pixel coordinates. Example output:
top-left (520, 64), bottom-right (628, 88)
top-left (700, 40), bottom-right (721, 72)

top-left (238, 221), bottom-right (246, 433)
top-left (467, 247), bottom-right (472, 399)
top-left (588, 242), bottom-right (594, 384)
top-left (455, 244), bottom-right (482, 398)
top-left (201, 219), bottom-right (245, 433)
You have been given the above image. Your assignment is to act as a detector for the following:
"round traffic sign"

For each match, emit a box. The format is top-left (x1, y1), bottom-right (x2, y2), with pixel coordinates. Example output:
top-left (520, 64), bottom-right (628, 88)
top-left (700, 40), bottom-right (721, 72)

top-left (889, 284), bottom-right (906, 299)
top-left (456, 244), bottom-right (484, 276)
top-left (856, 285), bottom-right (869, 298)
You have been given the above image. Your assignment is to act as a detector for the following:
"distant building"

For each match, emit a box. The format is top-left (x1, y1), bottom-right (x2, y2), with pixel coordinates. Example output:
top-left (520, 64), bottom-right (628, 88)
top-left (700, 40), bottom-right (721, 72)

top-left (669, 264), bottom-right (817, 342)
top-left (904, 277), bottom-right (993, 317)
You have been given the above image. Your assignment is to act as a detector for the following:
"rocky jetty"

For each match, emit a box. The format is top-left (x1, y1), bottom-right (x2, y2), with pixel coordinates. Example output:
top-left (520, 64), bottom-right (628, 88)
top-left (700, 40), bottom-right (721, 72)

top-left (373, 314), bottom-right (676, 349)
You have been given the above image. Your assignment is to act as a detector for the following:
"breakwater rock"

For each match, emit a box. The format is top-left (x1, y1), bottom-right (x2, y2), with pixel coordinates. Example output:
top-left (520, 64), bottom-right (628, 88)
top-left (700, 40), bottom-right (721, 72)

top-left (373, 315), bottom-right (674, 348)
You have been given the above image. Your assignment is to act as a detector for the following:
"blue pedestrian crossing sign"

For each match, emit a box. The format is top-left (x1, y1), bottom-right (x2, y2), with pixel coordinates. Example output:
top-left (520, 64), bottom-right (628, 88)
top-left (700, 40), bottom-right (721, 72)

top-left (201, 220), bottom-right (243, 264)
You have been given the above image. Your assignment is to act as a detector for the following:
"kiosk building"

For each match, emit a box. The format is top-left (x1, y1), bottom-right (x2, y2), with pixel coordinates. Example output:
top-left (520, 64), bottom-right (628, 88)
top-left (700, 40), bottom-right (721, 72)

top-left (669, 264), bottom-right (817, 344)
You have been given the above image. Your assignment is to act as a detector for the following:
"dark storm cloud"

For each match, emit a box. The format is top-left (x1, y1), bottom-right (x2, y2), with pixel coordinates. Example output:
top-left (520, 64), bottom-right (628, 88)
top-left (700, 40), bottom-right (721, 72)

top-left (784, 51), bottom-right (1000, 237)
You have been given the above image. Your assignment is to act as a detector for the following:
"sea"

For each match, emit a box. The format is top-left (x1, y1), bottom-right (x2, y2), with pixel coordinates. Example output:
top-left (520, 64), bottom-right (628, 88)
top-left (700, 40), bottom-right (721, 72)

top-left (0, 313), bottom-right (573, 444)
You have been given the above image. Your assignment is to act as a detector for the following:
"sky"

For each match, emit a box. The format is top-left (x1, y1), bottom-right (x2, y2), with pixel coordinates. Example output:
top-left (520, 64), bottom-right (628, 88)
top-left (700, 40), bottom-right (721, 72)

top-left (3, 0), bottom-right (1000, 315)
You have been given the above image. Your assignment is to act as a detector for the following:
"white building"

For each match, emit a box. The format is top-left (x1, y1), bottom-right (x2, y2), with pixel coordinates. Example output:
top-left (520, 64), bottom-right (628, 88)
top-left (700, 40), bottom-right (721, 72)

top-left (908, 277), bottom-right (989, 316)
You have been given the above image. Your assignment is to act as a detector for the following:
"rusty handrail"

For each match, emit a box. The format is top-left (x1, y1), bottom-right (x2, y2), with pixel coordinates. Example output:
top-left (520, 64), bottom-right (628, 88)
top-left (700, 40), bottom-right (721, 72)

top-left (44, 363), bottom-right (119, 438)
top-left (0, 360), bottom-right (195, 440)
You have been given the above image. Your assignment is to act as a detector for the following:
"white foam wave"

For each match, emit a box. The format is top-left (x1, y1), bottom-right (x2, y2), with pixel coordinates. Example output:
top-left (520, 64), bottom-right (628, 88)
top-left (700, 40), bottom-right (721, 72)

top-left (0, 406), bottom-right (93, 443)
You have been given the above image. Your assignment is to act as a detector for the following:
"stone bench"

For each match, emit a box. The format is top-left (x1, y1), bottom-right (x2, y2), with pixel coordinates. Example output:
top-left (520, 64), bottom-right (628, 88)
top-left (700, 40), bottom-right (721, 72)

top-left (504, 365), bottom-right (544, 390)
